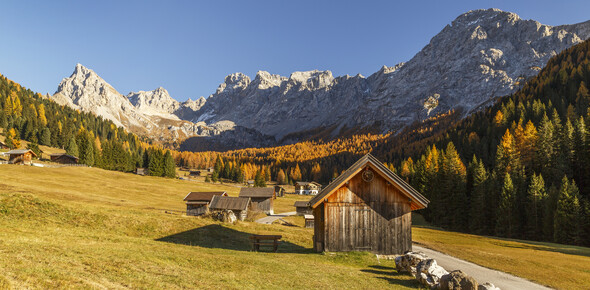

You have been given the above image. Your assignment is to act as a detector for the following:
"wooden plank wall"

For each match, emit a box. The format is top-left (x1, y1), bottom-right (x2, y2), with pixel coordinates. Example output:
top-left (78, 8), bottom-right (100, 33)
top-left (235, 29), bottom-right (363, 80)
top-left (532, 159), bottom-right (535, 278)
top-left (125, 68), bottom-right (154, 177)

top-left (320, 168), bottom-right (412, 254)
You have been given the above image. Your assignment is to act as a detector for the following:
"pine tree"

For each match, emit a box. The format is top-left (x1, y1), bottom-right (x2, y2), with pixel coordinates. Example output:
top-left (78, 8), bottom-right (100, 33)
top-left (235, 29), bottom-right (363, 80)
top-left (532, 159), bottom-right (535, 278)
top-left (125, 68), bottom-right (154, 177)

top-left (148, 149), bottom-right (164, 177)
top-left (469, 157), bottom-right (489, 234)
top-left (526, 173), bottom-right (546, 240)
top-left (496, 172), bottom-right (515, 237)
top-left (254, 170), bottom-right (266, 187)
top-left (163, 150), bottom-right (176, 178)
top-left (554, 176), bottom-right (581, 244)
top-left (39, 127), bottom-right (51, 146)
top-left (66, 136), bottom-right (79, 157)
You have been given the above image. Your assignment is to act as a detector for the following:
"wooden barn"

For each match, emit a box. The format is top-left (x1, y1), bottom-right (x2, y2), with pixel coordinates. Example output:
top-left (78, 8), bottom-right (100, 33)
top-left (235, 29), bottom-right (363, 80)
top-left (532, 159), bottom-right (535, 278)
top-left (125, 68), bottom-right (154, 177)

top-left (209, 196), bottom-right (251, 221)
top-left (6, 149), bottom-right (37, 165)
top-left (188, 170), bottom-right (201, 177)
top-left (239, 187), bottom-right (275, 214)
top-left (274, 185), bottom-right (286, 197)
top-left (135, 168), bottom-right (148, 175)
top-left (295, 181), bottom-right (322, 195)
top-left (294, 200), bottom-right (312, 216)
top-left (183, 191), bottom-right (227, 216)
top-left (50, 153), bottom-right (79, 164)
top-left (308, 154), bottom-right (429, 255)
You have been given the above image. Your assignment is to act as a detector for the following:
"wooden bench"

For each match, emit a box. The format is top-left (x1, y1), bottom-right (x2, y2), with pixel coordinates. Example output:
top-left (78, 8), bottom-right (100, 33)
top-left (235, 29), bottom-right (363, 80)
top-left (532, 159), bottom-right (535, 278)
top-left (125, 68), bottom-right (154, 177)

top-left (250, 235), bottom-right (282, 252)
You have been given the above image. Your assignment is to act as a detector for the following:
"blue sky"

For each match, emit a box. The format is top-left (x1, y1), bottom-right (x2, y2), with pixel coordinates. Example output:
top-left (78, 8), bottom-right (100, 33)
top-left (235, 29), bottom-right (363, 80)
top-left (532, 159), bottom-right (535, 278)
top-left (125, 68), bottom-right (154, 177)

top-left (1, 0), bottom-right (589, 101)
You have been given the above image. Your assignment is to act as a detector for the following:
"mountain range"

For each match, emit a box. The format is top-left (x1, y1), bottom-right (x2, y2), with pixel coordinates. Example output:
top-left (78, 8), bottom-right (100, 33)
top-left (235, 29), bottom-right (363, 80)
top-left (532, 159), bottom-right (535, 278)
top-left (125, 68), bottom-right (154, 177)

top-left (49, 8), bottom-right (590, 151)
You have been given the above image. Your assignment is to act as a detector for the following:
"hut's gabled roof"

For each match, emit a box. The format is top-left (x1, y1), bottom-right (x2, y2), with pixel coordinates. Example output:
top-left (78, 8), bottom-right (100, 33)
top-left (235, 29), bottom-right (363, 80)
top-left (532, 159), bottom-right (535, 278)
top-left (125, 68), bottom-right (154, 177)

top-left (6, 149), bottom-right (37, 157)
top-left (183, 191), bottom-right (227, 202)
top-left (239, 187), bottom-right (275, 198)
top-left (294, 201), bottom-right (309, 208)
top-left (50, 153), bottom-right (79, 160)
top-left (209, 196), bottom-right (251, 211)
top-left (308, 153), bottom-right (429, 211)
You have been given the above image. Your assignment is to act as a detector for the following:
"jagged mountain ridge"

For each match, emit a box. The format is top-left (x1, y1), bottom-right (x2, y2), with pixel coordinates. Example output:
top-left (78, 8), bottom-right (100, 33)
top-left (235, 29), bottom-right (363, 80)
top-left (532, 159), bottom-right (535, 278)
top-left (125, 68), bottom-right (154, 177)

top-left (51, 8), bottom-right (590, 151)
top-left (188, 8), bottom-right (590, 140)
top-left (51, 64), bottom-right (274, 147)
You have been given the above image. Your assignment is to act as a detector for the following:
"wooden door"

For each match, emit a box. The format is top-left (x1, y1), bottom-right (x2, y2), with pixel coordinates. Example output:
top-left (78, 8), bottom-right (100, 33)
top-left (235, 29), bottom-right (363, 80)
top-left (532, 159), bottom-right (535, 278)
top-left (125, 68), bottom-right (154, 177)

top-left (354, 207), bottom-right (371, 251)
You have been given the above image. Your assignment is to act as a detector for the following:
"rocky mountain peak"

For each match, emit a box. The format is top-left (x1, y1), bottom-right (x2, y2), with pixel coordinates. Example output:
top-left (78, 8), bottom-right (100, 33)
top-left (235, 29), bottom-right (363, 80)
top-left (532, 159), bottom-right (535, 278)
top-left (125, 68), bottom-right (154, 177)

top-left (252, 71), bottom-right (287, 89)
top-left (127, 87), bottom-right (180, 116)
top-left (216, 72), bottom-right (251, 94)
top-left (287, 70), bottom-right (334, 90)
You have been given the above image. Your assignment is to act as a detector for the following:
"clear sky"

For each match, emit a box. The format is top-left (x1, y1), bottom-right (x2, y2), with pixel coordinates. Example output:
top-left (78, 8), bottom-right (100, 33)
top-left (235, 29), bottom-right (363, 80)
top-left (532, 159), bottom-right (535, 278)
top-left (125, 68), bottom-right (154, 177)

top-left (1, 0), bottom-right (589, 102)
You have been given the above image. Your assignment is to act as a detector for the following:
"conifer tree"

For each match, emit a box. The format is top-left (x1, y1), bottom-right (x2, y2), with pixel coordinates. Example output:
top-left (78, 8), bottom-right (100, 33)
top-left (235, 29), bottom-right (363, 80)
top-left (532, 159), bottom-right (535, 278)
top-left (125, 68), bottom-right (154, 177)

top-left (496, 172), bottom-right (515, 237)
top-left (66, 136), bottom-right (79, 157)
top-left (554, 177), bottom-right (581, 244)
top-left (163, 150), bottom-right (176, 178)
top-left (254, 170), bottom-right (266, 187)
top-left (277, 169), bottom-right (286, 185)
top-left (526, 173), bottom-right (546, 239)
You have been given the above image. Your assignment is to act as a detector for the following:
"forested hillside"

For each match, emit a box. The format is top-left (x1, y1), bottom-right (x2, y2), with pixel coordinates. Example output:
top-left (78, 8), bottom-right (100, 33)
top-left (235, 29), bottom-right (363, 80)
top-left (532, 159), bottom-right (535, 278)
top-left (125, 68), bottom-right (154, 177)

top-left (0, 75), bottom-right (176, 177)
top-left (383, 39), bottom-right (590, 246)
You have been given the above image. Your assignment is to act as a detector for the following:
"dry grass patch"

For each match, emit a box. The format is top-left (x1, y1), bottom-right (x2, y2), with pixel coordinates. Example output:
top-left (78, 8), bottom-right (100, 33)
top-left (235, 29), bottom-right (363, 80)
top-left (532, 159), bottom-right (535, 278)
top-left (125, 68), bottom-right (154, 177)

top-left (413, 226), bottom-right (590, 289)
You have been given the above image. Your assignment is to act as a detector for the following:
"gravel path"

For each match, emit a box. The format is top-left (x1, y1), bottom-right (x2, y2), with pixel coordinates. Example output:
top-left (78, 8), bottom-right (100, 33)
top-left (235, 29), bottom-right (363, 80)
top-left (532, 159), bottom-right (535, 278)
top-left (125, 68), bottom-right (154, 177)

top-left (255, 212), bottom-right (297, 224)
top-left (413, 245), bottom-right (550, 290)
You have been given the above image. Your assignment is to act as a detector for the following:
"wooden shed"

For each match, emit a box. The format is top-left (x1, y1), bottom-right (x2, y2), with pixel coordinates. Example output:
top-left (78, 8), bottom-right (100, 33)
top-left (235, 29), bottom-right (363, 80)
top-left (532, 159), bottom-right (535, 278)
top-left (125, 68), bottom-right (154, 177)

top-left (135, 168), bottom-right (148, 175)
top-left (50, 153), bottom-right (79, 164)
top-left (274, 185), bottom-right (285, 197)
top-left (239, 187), bottom-right (275, 214)
top-left (294, 200), bottom-right (312, 216)
top-left (189, 170), bottom-right (201, 177)
top-left (184, 191), bottom-right (227, 216)
top-left (308, 154), bottom-right (429, 255)
top-left (6, 149), bottom-right (37, 165)
top-left (209, 196), bottom-right (251, 221)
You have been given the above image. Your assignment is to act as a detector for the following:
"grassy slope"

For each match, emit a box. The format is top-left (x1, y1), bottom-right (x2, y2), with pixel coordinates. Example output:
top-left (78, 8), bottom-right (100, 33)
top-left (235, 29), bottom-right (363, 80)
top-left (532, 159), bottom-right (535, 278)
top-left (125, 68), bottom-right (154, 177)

top-left (413, 226), bottom-right (590, 289)
top-left (0, 165), bottom-right (417, 289)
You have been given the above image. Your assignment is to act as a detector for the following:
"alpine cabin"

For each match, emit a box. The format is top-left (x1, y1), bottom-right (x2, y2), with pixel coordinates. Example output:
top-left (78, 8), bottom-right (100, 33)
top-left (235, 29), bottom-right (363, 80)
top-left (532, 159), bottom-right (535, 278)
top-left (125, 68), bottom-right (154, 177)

top-left (239, 187), bottom-right (275, 214)
top-left (308, 154), bottom-right (429, 255)
top-left (6, 149), bottom-right (37, 165)
top-left (50, 153), bottom-right (79, 164)
top-left (208, 196), bottom-right (251, 221)
top-left (184, 191), bottom-right (228, 216)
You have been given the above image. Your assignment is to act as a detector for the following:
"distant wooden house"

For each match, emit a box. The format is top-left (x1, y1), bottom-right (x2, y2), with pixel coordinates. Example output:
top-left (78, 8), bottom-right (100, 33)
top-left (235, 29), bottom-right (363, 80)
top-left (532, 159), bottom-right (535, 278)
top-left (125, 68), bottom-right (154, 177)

top-left (135, 168), bottom-right (148, 175)
top-left (207, 167), bottom-right (215, 173)
top-left (209, 196), bottom-right (251, 221)
top-left (294, 200), bottom-right (312, 216)
top-left (184, 191), bottom-right (227, 216)
top-left (309, 154), bottom-right (429, 255)
top-left (50, 153), bottom-right (79, 164)
top-left (295, 181), bottom-right (322, 195)
top-left (246, 180), bottom-right (255, 187)
top-left (189, 170), bottom-right (201, 177)
top-left (239, 187), bottom-right (275, 214)
top-left (274, 185), bottom-right (285, 197)
top-left (6, 149), bottom-right (37, 165)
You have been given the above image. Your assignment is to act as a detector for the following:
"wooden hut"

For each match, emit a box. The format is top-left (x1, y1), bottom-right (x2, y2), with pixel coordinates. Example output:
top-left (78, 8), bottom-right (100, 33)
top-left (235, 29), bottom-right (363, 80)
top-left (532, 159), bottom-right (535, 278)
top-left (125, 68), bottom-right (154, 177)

top-left (135, 168), bottom-right (148, 175)
top-left (294, 200), bottom-right (312, 216)
top-left (209, 196), bottom-right (251, 221)
top-left (188, 170), bottom-right (201, 177)
top-left (308, 154), bottom-right (429, 255)
top-left (183, 191), bottom-right (227, 216)
top-left (6, 149), bottom-right (37, 165)
top-left (50, 153), bottom-right (79, 164)
top-left (239, 187), bottom-right (275, 214)
top-left (274, 185), bottom-right (285, 197)
top-left (295, 181), bottom-right (322, 195)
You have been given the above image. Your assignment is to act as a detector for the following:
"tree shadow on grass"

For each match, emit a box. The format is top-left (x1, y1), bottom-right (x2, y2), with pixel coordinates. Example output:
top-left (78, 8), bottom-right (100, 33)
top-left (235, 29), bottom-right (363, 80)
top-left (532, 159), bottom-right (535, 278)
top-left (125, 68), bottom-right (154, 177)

top-left (361, 265), bottom-right (421, 288)
top-left (156, 224), bottom-right (311, 254)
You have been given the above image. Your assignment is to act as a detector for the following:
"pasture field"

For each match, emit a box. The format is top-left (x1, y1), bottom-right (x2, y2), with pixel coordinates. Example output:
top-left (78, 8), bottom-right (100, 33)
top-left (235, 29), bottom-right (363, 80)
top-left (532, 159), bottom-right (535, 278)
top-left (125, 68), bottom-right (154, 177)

top-left (0, 165), bottom-right (417, 289)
